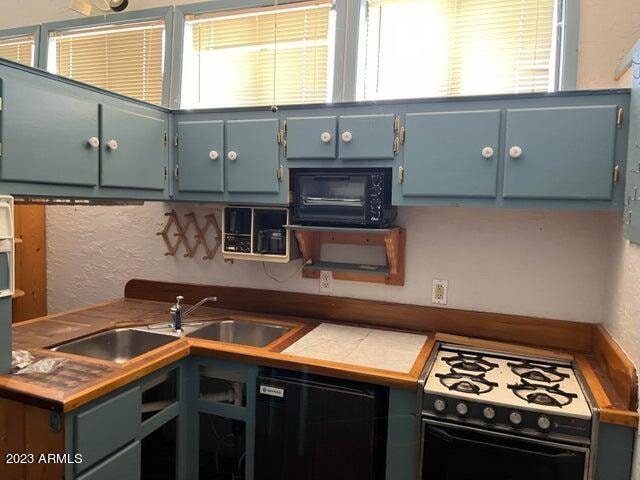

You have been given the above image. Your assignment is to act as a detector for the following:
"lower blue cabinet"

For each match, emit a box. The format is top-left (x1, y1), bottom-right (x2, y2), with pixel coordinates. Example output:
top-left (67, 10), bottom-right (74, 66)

top-left (76, 441), bottom-right (141, 480)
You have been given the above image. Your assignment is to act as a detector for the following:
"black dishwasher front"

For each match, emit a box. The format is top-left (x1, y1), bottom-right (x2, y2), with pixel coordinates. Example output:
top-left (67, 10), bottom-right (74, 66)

top-left (255, 368), bottom-right (389, 480)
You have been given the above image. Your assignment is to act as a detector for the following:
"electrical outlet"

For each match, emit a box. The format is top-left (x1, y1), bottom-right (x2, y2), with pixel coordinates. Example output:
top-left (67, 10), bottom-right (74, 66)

top-left (432, 279), bottom-right (448, 305)
top-left (319, 270), bottom-right (333, 293)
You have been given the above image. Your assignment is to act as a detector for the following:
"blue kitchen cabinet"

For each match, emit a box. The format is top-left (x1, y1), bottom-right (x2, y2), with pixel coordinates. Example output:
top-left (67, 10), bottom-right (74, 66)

top-left (285, 116), bottom-right (337, 160)
top-left (225, 119), bottom-right (282, 194)
top-left (175, 120), bottom-right (225, 193)
top-left (503, 105), bottom-right (619, 200)
top-left (338, 114), bottom-right (397, 160)
top-left (76, 441), bottom-right (141, 480)
top-left (401, 110), bottom-right (501, 197)
top-left (100, 104), bottom-right (168, 191)
top-left (0, 70), bottom-right (99, 186)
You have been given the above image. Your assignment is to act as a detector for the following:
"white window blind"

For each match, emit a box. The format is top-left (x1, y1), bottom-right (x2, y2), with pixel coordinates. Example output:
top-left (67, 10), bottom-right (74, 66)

top-left (0, 34), bottom-right (35, 67)
top-left (181, 0), bottom-right (335, 108)
top-left (359, 0), bottom-right (557, 100)
top-left (49, 20), bottom-right (165, 105)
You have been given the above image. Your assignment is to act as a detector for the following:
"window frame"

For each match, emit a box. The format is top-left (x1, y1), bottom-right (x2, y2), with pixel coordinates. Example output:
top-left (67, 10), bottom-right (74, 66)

top-left (0, 25), bottom-right (41, 68)
top-left (172, 0), bottom-right (350, 109)
top-left (351, 0), bottom-right (580, 101)
top-left (39, 7), bottom-right (174, 107)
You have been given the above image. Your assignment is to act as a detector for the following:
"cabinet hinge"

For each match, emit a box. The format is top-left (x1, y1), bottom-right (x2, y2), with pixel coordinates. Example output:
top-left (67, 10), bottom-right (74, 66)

top-left (174, 165), bottom-right (180, 178)
top-left (616, 107), bottom-right (624, 128)
top-left (0, 142), bottom-right (2, 158)
top-left (0, 97), bottom-right (3, 111)
top-left (164, 166), bottom-right (168, 180)
top-left (277, 165), bottom-right (284, 181)
top-left (174, 133), bottom-right (180, 148)
top-left (393, 137), bottom-right (400, 154)
top-left (278, 121), bottom-right (287, 156)
top-left (613, 165), bottom-right (621, 184)
top-left (164, 131), bottom-right (168, 147)
top-left (394, 115), bottom-right (401, 133)
top-left (398, 166), bottom-right (404, 183)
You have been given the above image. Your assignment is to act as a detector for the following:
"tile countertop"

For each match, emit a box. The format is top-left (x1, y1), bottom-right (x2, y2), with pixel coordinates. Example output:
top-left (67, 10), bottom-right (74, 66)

top-left (283, 323), bottom-right (428, 373)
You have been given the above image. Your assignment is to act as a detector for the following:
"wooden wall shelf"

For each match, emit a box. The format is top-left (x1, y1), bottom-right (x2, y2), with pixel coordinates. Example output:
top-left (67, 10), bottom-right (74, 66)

top-left (289, 226), bottom-right (406, 285)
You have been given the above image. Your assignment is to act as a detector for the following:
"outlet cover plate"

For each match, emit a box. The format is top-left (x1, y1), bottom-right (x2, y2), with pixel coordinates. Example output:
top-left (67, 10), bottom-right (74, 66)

top-left (319, 270), bottom-right (333, 293)
top-left (432, 279), bottom-right (448, 305)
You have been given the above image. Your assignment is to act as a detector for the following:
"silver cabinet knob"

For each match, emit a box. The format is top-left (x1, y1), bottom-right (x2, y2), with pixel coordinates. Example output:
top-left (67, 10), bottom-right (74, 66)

top-left (341, 131), bottom-right (353, 143)
top-left (227, 151), bottom-right (238, 161)
top-left (88, 137), bottom-right (100, 148)
top-left (509, 146), bottom-right (523, 158)
top-left (481, 146), bottom-right (494, 158)
top-left (320, 131), bottom-right (332, 143)
top-left (106, 139), bottom-right (118, 151)
top-left (209, 150), bottom-right (219, 160)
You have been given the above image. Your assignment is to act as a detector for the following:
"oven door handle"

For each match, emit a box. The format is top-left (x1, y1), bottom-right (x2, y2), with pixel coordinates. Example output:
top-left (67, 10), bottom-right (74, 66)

top-left (302, 195), bottom-right (364, 206)
top-left (426, 426), bottom-right (582, 460)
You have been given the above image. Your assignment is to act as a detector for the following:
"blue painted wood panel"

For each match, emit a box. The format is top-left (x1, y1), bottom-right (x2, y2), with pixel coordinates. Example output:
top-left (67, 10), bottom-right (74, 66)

top-left (338, 114), bottom-right (396, 160)
top-left (176, 120), bottom-right (224, 193)
top-left (402, 110), bottom-right (501, 197)
top-left (623, 44), bottom-right (640, 243)
top-left (503, 106), bottom-right (618, 199)
top-left (226, 119), bottom-right (280, 194)
top-left (0, 73), bottom-right (99, 186)
top-left (100, 104), bottom-right (168, 191)
top-left (76, 441), bottom-right (141, 480)
top-left (74, 386), bottom-right (141, 472)
top-left (386, 388), bottom-right (420, 480)
top-left (286, 116), bottom-right (337, 160)
top-left (0, 297), bottom-right (10, 374)
top-left (595, 423), bottom-right (635, 480)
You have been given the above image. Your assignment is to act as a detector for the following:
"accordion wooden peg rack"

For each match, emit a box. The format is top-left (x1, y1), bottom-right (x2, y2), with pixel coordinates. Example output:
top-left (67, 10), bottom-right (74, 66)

top-left (157, 210), bottom-right (221, 260)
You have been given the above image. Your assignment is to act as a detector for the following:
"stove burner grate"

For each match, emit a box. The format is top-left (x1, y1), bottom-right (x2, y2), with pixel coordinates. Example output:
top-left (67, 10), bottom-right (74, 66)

top-left (436, 371), bottom-right (499, 395)
top-left (508, 379), bottom-right (577, 408)
top-left (442, 353), bottom-right (499, 373)
top-left (507, 360), bottom-right (570, 384)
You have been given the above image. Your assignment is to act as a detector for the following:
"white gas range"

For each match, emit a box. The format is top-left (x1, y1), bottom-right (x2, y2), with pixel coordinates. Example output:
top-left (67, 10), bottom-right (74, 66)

top-left (418, 343), bottom-right (598, 480)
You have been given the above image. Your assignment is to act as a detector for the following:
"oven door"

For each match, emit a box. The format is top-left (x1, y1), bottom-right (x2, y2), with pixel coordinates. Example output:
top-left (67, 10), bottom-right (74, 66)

top-left (421, 419), bottom-right (589, 480)
top-left (294, 173), bottom-right (369, 225)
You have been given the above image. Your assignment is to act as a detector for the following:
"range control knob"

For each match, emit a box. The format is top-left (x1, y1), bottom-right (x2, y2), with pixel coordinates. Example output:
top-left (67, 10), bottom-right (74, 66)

top-left (509, 411), bottom-right (523, 426)
top-left (455, 402), bottom-right (469, 416)
top-left (537, 416), bottom-right (552, 431)
top-left (433, 398), bottom-right (447, 413)
top-left (482, 406), bottom-right (496, 420)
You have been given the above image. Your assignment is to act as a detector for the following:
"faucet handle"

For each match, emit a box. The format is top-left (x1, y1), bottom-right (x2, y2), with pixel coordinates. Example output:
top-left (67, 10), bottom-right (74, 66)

top-left (175, 296), bottom-right (184, 308)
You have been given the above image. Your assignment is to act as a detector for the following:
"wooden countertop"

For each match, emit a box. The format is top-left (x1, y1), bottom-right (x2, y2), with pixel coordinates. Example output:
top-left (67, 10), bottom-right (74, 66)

top-left (0, 295), bottom-right (637, 428)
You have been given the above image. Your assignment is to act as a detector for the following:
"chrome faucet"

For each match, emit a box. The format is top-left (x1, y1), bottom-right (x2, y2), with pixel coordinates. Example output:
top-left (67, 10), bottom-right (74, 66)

top-left (170, 295), bottom-right (217, 332)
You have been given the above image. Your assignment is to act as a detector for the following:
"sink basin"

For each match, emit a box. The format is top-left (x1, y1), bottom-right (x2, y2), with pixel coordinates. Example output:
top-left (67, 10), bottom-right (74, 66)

top-left (187, 319), bottom-right (290, 347)
top-left (51, 328), bottom-right (177, 363)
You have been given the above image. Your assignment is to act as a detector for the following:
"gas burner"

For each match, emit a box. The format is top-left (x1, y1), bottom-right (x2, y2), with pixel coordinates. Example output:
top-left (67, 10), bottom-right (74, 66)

top-left (435, 372), bottom-right (499, 395)
top-left (507, 360), bottom-right (570, 384)
top-left (441, 353), bottom-right (499, 373)
top-left (508, 379), bottom-right (577, 408)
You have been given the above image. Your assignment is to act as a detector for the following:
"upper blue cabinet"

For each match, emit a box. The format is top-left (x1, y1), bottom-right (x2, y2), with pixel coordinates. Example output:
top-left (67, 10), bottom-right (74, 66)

top-left (175, 120), bottom-right (225, 194)
top-left (285, 116), bottom-right (337, 160)
top-left (503, 106), bottom-right (618, 200)
top-left (401, 110), bottom-right (501, 198)
top-left (337, 114), bottom-right (397, 160)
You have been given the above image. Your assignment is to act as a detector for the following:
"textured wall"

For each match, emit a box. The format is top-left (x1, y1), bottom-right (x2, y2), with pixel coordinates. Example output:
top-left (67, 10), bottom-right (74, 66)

top-left (46, 203), bottom-right (616, 322)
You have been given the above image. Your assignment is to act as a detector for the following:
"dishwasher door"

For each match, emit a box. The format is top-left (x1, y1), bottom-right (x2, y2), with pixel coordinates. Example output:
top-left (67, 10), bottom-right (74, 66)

top-left (254, 370), bottom-right (388, 480)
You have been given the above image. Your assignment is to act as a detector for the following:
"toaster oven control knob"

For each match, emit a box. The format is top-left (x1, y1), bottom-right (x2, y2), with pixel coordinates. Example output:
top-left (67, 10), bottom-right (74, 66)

top-left (341, 131), bottom-right (353, 143)
top-left (509, 411), bottom-right (523, 426)
top-left (209, 150), bottom-right (219, 160)
top-left (537, 416), bottom-right (552, 431)
top-left (433, 398), bottom-right (447, 412)
top-left (455, 402), bottom-right (468, 416)
top-left (227, 151), bottom-right (238, 161)
top-left (482, 406), bottom-right (496, 420)
top-left (320, 131), bottom-right (332, 143)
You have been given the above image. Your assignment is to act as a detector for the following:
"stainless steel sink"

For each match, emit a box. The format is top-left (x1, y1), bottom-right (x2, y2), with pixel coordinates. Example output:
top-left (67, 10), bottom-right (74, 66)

top-left (51, 328), bottom-right (178, 363)
top-left (187, 319), bottom-right (290, 347)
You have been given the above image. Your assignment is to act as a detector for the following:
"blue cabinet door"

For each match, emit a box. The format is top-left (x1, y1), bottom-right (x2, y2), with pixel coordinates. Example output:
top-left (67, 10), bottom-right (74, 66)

top-left (100, 104), bottom-right (168, 191)
top-left (402, 110), bottom-right (501, 197)
top-left (338, 114), bottom-right (396, 160)
top-left (0, 74), bottom-right (99, 186)
top-left (503, 106), bottom-right (618, 199)
top-left (176, 120), bottom-right (224, 193)
top-left (286, 116), bottom-right (337, 160)
top-left (226, 119), bottom-right (281, 194)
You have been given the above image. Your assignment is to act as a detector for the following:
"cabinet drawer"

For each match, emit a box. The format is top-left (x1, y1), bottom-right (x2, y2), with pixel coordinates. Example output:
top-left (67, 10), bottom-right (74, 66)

top-left (77, 441), bottom-right (141, 480)
top-left (75, 386), bottom-right (141, 472)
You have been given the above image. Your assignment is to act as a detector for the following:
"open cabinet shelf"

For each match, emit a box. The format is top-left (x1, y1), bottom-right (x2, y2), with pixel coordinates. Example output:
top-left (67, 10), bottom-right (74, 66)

top-left (291, 226), bottom-right (406, 285)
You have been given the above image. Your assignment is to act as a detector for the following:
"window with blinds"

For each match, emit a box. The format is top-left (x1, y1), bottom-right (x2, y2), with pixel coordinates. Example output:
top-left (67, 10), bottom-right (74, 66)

top-left (181, 1), bottom-right (335, 108)
top-left (358, 0), bottom-right (558, 100)
top-left (48, 20), bottom-right (165, 105)
top-left (0, 34), bottom-right (35, 67)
